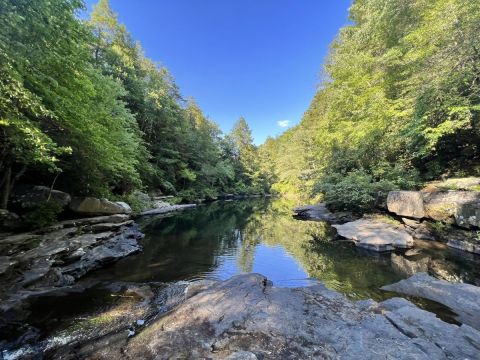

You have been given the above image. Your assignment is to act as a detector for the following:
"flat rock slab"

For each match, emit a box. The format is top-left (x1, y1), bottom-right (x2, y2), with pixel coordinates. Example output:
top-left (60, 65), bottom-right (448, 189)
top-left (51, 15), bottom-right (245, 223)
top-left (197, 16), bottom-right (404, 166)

top-left (382, 272), bottom-right (480, 331)
top-left (43, 273), bottom-right (480, 359)
top-left (140, 203), bottom-right (196, 216)
top-left (447, 239), bottom-right (480, 255)
top-left (333, 219), bottom-right (413, 252)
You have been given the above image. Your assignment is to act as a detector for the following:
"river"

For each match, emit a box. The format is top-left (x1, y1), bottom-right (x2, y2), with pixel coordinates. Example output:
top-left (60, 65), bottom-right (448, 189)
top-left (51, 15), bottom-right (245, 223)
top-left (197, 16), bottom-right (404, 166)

top-left (24, 198), bottom-right (480, 342)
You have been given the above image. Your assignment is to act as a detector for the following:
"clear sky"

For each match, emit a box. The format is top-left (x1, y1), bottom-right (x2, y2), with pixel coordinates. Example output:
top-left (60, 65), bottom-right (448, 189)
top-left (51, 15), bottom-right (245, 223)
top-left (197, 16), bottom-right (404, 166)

top-left (84, 0), bottom-right (352, 144)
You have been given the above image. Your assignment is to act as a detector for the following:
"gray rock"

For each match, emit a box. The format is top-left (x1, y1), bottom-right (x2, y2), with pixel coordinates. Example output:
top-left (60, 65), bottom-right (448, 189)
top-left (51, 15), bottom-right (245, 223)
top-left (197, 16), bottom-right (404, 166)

top-left (456, 200), bottom-right (480, 228)
top-left (69, 197), bottom-right (132, 215)
top-left (56, 214), bottom-right (131, 228)
top-left (12, 185), bottom-right (71, 208)
top-left (60, 229), bottom-right (142, 279)
top-left (402, 217), bottom-right (421, 228)
top-left (380, 298), bottom-right (480, 359)
top-left (447, 238), bottom-right (480, 255)
top-left (332, 219), bottom-right (413, 252)
top-left (412, 222), bottom-right (436, 240)
top-left (422, 190), bottom-right (480, 228)
top-left (114, 201), bottom-right (132, 214)
top-left (382, 272), bottom-right (480, 330)
top-left (0, 218), bottom-right (143, 335)
top-left (140, 203), bottom-right (196, 216)
top-left (89, 220), bottom-right (134, 232)
top-left (292, 203), bottom-right (338, 222)
top-left (50, 273), bottom-right (480, 359)
top-left (387, 191), bottom-right (425, 219)
top-left (225, 351), bottom-right (258, 360)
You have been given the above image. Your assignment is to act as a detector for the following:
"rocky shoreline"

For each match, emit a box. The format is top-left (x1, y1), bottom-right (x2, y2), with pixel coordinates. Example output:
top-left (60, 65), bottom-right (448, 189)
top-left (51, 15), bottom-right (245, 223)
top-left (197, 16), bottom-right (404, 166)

top-left (6, 273), bottom-right (480, 359)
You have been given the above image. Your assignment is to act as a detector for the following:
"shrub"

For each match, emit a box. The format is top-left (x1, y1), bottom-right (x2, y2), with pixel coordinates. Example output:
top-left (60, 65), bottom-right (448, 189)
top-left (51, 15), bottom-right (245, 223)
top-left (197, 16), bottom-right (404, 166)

top-left (22, 202), bottom-right (64, 229)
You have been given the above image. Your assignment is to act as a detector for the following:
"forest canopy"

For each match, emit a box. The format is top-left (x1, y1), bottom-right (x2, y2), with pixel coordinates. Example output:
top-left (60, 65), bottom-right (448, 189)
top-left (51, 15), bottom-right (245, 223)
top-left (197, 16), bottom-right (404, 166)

top-left (0, 0), bottom-right (270, 209)
top-left (260, 0), bottom-right (480, 211)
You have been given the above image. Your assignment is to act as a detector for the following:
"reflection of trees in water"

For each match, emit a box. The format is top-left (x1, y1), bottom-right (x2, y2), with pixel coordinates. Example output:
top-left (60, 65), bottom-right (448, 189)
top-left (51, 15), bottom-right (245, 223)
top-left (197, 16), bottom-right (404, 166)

top-left (240, 198), bottom-right (402, 300)
top-left (94, 198), bottom-right (479, 301)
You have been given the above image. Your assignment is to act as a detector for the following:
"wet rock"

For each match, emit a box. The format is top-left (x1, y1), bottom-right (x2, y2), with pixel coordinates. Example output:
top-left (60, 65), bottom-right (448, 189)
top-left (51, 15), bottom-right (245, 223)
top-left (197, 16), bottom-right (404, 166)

top-left (60, 228), bottom-right (142, 279)
top-left (382, 272), bottom-right (480, 330)
top-left (332, 219), bottom-right (413, 252)
top-left (12, 185), bottom-right (71, 209)
top-left (69, 197), bottom-right (132, 215)
top-left (387, 191), bottom-right (425, 219)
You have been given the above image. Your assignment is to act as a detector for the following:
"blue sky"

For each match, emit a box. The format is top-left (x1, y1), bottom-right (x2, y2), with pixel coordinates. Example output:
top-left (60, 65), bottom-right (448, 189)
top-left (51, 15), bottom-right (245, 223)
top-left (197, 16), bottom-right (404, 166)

top-left (84, 0), bottom-right (352, 144)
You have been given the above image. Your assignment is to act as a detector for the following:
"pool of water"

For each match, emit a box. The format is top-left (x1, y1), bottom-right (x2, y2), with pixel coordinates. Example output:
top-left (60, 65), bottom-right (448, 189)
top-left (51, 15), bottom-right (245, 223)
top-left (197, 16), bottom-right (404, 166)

top-left (21, 198), bottom-right (480, 342)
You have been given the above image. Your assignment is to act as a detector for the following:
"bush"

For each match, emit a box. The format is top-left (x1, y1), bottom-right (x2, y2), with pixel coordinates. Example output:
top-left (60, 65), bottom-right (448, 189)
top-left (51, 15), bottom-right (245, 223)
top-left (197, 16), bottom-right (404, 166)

top-left (313, 170), bottom-right (397, 213)
top-left (114, 191), bottom-right (153, 214)
top-left (22, 202), bottom-right (64, 229)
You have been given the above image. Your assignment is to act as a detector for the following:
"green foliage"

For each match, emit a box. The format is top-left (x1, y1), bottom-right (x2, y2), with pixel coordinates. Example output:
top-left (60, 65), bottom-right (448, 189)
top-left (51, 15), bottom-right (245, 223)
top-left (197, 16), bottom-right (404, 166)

top-left (113, 191), bottom-right (153, 214)
top-left (262, 0), bottom-right (480, 206)
top-left (22, 202), bottom-right (64, 229)
top-left (0, 119), bottom-right (71, 172)
top-left (314, 171), bottom-right (395, 213)
top-left (0, 0), bottom-right (268, 210)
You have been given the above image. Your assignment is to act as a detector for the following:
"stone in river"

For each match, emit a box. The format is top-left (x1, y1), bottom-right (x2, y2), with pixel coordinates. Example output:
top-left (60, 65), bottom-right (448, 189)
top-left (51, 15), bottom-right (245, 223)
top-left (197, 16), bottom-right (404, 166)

top-left (332, 219), bottom-right (413, 252)
top-left (382, 272), bottom-right (480, 331)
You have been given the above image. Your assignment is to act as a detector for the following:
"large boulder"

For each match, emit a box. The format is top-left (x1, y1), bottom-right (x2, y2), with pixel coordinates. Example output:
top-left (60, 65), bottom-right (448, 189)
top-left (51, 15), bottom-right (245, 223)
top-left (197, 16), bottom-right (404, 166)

top-left (42, 273), bottom-right (480, 359)
top-left (387, 191), bottom-right (425, 219)
top-left (422, 191), bottom-right (480, 228)
top-left (69, 197), bottom-right (132, 215)
top-left (332, 218), bottom-right (413, 252)
top-left (382, 272), bottom-right (480, 330)
top-left (12, 185), bottom-right (71, 209)
top-left (387, 189), bottom-right (480, 228)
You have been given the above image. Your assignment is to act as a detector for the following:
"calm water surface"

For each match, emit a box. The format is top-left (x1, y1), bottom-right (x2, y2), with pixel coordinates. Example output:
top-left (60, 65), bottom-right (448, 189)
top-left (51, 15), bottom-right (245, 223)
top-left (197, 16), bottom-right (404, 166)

top-left (87, 198), bottom-right (480, 297)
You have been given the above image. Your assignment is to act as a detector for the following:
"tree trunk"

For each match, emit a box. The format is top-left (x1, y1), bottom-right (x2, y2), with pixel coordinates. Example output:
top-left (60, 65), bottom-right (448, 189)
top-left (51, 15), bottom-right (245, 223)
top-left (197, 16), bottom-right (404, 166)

top-left (0, 165), bottom-right (11, 209)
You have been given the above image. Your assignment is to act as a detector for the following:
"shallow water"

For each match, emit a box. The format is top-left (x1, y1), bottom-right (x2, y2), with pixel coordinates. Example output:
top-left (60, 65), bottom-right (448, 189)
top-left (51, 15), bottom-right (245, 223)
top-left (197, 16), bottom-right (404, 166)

top-left (22, 198), bottom-right (480, 341)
